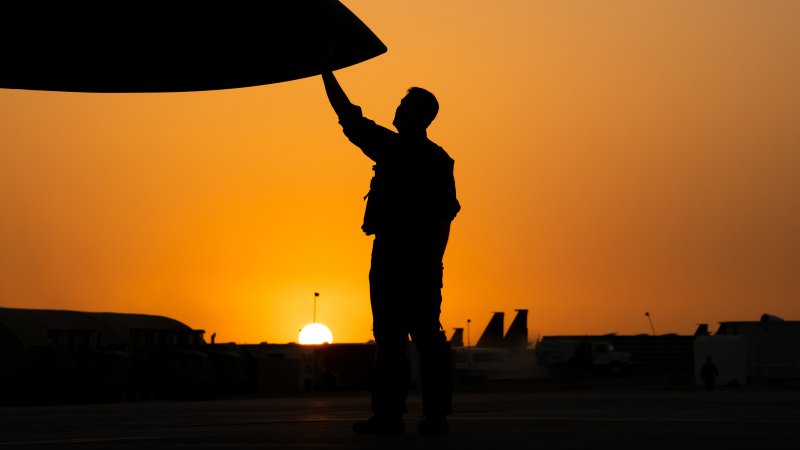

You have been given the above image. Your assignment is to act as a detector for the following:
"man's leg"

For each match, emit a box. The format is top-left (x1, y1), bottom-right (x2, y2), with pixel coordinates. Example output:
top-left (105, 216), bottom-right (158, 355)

top-left (370, 339), bottom-right (410, 415)
top-left (413, 324), bottom-right (453, 417)
top-left (353, 237), bottom-right (408, 434)
top-left (409, 262), bottom-right (453, 434)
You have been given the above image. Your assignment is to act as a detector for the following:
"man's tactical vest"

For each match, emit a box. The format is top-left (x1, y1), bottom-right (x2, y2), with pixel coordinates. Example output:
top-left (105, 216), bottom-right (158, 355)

top-left (361, 140), bottom-right (460, 236)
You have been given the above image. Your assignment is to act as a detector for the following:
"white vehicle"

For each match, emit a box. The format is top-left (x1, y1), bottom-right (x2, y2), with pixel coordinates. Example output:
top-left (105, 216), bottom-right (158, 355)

top-left (453, 347), bottom-right (541, 380)
top-left (535, 338), bottom-right (632, 375)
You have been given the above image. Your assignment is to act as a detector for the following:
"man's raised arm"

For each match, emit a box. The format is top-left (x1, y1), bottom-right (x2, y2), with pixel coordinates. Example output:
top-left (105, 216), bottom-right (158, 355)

top-left (322, 70), bottom-right (354, 119)
top-left (321, 69), bottom-right (390, 162)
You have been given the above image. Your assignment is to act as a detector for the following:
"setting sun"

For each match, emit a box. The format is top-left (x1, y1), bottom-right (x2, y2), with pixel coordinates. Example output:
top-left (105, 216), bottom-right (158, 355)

top-left (299, 323), bottom-right (334, 345)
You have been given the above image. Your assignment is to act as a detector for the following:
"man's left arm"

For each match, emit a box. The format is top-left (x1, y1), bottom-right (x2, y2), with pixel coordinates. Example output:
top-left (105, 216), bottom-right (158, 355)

top-left (321, 70), bottom-right (355, 120)
top-left (321, 71), bottom-right (394, 162)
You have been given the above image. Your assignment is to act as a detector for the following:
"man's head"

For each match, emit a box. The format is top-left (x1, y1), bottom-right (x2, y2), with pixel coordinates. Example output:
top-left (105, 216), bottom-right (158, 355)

top-left (393, 87), bottom-right (439, 134)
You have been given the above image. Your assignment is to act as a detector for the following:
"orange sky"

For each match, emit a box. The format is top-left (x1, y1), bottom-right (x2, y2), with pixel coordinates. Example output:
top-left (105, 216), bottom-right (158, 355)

top-left (1, 1), bottom-right (799, 345)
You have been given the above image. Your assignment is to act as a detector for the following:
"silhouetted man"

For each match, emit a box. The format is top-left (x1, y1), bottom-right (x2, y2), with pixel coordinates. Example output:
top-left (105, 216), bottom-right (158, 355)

top-left (701, 356), bottom-right (719, 391)
top-left (322, 70), bottom-right (460, 435)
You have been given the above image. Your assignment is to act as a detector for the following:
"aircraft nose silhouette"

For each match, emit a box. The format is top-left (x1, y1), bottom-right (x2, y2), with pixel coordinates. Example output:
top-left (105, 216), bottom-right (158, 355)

top-left (0, 0), bottom-right (386, 93)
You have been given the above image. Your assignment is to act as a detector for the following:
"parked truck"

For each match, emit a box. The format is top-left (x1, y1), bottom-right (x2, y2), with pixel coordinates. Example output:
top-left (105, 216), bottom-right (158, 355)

top-left (535, 337), bottom-right (632, 375)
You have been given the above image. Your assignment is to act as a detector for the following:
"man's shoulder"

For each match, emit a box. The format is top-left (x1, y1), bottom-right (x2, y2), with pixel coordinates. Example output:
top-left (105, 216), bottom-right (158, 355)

top-left (426, 139), bottom-right (454, 165)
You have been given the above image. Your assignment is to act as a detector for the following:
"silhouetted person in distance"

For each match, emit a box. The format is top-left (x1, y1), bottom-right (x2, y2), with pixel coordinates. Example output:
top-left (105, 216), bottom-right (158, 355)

top-left (701, 356), bottom-right (719, 391)
top-left (321, 69), bottom-right (460, 435)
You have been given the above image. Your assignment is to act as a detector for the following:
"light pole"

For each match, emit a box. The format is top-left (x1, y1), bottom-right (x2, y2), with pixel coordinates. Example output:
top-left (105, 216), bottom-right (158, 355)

top-left (310, 292), bottom-right (320, 392)
top-left (645, 312), bottom-right (656, 336)
top-left (466, 319), bottom-right (472, 372)
top-left (313, 292), bottom-right (319, 323)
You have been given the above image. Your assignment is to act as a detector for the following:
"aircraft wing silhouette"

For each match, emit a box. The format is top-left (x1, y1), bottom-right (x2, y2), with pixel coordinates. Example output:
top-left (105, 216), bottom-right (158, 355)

top-left (0, 1), bottom-right (386, 93)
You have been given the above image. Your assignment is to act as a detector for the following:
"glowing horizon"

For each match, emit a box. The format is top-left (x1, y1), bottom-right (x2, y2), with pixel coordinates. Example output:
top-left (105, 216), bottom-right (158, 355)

top-left (1, 1), bottom-right (799, 344)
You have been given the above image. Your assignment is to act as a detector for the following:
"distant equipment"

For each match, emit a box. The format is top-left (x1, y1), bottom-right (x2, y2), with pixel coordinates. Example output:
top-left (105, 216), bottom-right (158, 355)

top-left (452, 347), bottom-right (535, 380)
top-left (760, 314), bottom-right (785, 322)
top-left (712, 313), bottom-right (800, 383)
top-left (535, 337), bottom-right (632, 375)
top-left (645, 312), bottom-right (656, 336)
top-left (453, 309), bottom-right (540, 380)
top-left (0, 1), bottom-right (387, 92)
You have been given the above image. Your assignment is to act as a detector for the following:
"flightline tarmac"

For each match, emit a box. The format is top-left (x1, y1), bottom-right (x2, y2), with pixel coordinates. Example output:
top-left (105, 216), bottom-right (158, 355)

top-left (2, 382), bottom-right (800, 449)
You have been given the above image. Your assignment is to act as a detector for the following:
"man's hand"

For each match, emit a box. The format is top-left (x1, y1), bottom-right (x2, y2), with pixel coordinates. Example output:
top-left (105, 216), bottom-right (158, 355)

top-left (321, 37), bottom-right (336, 72)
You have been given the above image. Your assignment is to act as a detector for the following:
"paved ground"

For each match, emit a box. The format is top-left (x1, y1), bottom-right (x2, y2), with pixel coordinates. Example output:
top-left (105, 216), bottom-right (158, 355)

top-left (2, 388), bottom-right (800, 449)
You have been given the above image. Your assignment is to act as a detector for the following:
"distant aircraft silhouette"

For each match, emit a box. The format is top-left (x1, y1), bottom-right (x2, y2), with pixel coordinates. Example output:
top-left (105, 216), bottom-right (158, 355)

top-left (477, 312), bottom-right (505, 348)
top-left (504, 309), bottom-right (529, 350)
top-left (0, 1), bottom-right (386, 92)
top-left (474, 310), bottom-right (528, 351)
top-left (449, 328), bottom-right (464, 347)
